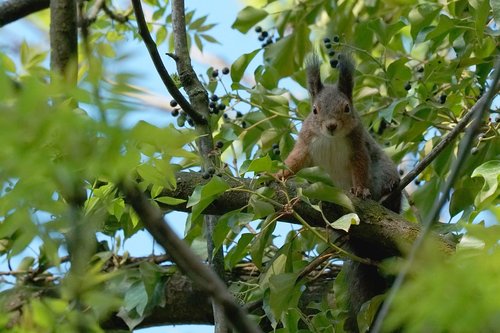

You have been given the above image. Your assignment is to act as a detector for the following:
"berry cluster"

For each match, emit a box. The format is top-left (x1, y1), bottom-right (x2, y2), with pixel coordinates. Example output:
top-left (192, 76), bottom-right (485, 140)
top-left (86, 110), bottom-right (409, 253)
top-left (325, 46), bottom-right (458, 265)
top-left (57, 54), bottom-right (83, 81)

top-left (322, 36), bottom-right (341, 68)
top-left (255, 26), bottom-right (275, 47)
top-left (209, 94), bottom-right (226, 114)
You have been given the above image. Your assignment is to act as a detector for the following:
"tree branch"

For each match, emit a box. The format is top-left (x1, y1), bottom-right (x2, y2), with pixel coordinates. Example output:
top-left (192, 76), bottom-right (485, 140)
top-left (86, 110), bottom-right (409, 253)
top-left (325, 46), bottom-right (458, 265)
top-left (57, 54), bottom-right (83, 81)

top-left (0, 0), bottom-right (49, 27)
top-left (157, 172), bottom-right (456, 257)
top-left (120, 182), bottom-right (262, 333)
top-left (50, 0), bottom-right (77, 82)
top-left (130, 0), bottom-right (206, 125)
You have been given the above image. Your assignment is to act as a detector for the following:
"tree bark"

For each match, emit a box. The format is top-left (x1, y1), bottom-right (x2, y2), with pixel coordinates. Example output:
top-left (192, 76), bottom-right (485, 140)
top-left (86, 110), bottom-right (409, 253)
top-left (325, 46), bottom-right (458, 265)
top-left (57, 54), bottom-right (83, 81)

top-left (0, 0), bottom-right (49, 27)
top-left (50, 0), bottom-right (77, 82)
top-left (158, 172), bottom-right (456, 256)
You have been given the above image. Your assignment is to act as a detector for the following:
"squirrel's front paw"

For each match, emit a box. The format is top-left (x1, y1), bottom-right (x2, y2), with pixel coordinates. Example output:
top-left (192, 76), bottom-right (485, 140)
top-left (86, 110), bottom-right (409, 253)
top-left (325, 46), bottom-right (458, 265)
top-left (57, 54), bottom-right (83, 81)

top-left (274, 169), bottom-right (292, 181)
top-left (351, 186), bottom-right (371, 199)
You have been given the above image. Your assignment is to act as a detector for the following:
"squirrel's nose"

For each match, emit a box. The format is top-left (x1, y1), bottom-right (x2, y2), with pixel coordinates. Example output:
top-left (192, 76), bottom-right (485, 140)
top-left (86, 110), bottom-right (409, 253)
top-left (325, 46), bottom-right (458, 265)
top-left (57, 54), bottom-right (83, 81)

top-left (326, 122), bottom-right (337, 132)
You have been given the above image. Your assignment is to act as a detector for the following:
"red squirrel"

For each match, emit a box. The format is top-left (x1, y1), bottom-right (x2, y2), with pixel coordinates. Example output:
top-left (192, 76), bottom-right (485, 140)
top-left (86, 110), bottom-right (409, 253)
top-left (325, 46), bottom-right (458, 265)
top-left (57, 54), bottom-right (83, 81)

top-left (279, 54), bottom-right (402, 331)
top-left (279, 54), bottom-right (401, 213)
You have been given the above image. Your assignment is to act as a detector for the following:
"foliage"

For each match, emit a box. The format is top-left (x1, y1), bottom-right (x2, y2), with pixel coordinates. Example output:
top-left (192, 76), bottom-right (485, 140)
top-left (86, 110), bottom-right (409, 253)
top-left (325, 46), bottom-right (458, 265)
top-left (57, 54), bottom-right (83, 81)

top-left (0, 0), bottom-right (499, 332)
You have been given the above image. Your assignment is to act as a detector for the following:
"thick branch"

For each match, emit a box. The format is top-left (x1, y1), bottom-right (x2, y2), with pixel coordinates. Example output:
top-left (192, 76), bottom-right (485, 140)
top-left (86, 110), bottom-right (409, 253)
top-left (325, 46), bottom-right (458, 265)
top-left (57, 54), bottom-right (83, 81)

top-left (50, 0), bottom-right (77, 82)
top-left (160, 172), bottom-right (456, 256)
top-left (0, 0), bottom-right (49, 27)
top-left (130, 0), bottom-right (205, 125)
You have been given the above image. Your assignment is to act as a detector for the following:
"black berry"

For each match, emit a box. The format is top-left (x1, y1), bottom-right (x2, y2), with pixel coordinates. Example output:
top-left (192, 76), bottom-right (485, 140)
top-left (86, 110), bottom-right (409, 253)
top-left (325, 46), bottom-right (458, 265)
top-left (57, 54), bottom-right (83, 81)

top-left (170, 100), bottom-right (178, 107)
top-left (241, 121), bottom-right (247, 128)
top-left (236, 111), bottom-right (243, 118)
top-left (212, 69), bottom-right (219, 78)
top-left (404, 82), bottom-right (411, 91)
top-left (330, 59), bottom-right (338, 68)
top-left (328, 50), bottom-right (335, 57)
top-left (439, 94), bottom-right (447, 104)
top-left (325, 43), bottom-right (332, 49)
top-left (209, 101), bottom-right (216, 109)
top-left (399, 169), bottom-right (404, 175)
top-left (261, 31), bottom-right (269, 38)
top-left (172, 108), bottom-right (180, 117)
top-left (333, 35), bottom-right (340, 43)
top-left (417, 66), bottom-right (424, 73)
top-left (223, 113), bottom-right (229, 119)
top-left (272, 143), bottom-right (279, 149)
top-left (218, 103), bottom-right (226, 111)
top-left (187, 118), bottom-right (194, 126)
top-left (323, 37), bottom-right (331, 44)
top-left (210, 94), bottom-right (219, 102)
top-left (215, 140), bottom-right (224, 149)
top-left (222, 67), bottom-right (230, 75)
top-left (255, 26), bottom-right (262, 33)
top-left (258, 35), bottom-right (265, 42)
top-left (415, 179), bottom-right (421, 186)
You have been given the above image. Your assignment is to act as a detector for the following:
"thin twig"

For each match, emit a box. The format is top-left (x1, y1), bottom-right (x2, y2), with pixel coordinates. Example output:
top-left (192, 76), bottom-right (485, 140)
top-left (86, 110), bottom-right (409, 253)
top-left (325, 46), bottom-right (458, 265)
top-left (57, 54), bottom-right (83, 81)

top-left (130, 0), bottom-right (205, 124)
top-left (372, 58), bottom-right (500, 333)
top-left (379, 81), bottom-right (500, 204)
top-left (120, 182), bottom-right (262, 333)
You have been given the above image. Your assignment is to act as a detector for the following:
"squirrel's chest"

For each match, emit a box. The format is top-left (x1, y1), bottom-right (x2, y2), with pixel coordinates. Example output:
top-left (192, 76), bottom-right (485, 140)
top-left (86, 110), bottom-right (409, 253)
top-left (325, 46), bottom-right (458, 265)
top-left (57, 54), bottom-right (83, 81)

top-left (309, 136), bottom-right (353, 190)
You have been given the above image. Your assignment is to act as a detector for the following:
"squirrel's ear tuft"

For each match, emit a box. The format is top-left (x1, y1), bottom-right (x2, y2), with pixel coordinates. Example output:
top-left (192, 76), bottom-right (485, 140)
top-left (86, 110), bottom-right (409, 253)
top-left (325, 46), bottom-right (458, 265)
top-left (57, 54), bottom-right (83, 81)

top-left (305, 54), bottom-right (323, 98)
top-left (337, 54), bottom-right (355, 100)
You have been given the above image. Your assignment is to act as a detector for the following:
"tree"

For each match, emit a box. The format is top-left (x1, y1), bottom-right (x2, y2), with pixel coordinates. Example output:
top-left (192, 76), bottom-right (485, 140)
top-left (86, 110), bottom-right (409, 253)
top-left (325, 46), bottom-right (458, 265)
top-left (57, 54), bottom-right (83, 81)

top-left (0, 0), bottom-right (499, 332)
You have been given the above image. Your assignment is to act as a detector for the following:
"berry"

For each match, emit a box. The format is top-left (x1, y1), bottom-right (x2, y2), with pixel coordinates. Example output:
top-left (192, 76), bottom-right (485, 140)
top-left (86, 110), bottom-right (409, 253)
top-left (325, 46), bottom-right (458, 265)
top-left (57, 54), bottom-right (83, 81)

top-left (258, 35), bottom-right (265, 42)
top-left (255, 26), bottom-right (262, 33)
top-left (439, 94), bottom-right (447, 104)
top-left (404, 82), bottom-right (411, 91)
top-left (202, 171), bottom-right (211, 179)
top-left (170, 100), bottom-right (178, 107)
top-left (328, 50), bottom-right (335, 57)
top-left (187, 118), bottom-right (194, 126)
top-left (210, 94), bottom-right (219, 102)
top-left (172, 108), bottom-right (180, 117)
top-left (215, 140), bottom-right (224, 149)
top-left (471, 147), bottom-right (479, 155)
top-left (261, 31), bottom-right (269, 38)
top-left (218, 103), bottom-right (226, 111)
top-left (417, 66), bottom-right (424, 73)
top-left (323, 37), bottom-right (331, 44)
top-left (241, 121), bottom-right (247, 128)
top-left (209, 101), bottom-right (216, 109)
top-left (333, 35), bottom-right (340, 43)
top-left (399, 169), bottom-right (404, 175)
top-left (330, 59), bottom-right (338, 68)
top-left (223, 113), bottom-right (229, 119)
top-left (415, 179), bottom-right (421, 186)
top-left (211, 69), bottom-right (219, 78)
top-left (222, 67), bottom-right (230, 75)
top-left (273, 148), bottom-right (280, 155)
top-left (324, 43), bottom-right (332, 49)
top-left (236, 111), bottom-right (243, 118)
top-left (272, 143), bottom-right (279, 150)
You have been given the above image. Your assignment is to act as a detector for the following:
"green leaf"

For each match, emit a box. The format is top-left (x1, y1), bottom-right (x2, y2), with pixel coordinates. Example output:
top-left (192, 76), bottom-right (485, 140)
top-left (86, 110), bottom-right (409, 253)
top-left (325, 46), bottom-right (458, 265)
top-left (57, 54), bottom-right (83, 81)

top-left (295, 167), bottom-right (334, 186)
top-left (471, 160), bottom-right (500, 209)
top-left (231, 6), bottom-right (268, 33)
top-left (302, 182), bottom-right (354, 211)
top-left (269, 273), bottom-right (297, 320)
top-left (154, 196), bottom-right (186, 205)
top-left (187, 176), bottom-right (230, 221)
top-left (227, 233), bottom-right (254, 268)
top-left (324, 213), bottom-right (360, 232)
top-left (241, 155), bottom-right (273, 174)
top-left (408, 4), bottom-right (441, 41)
top-left (231, 49), bottom-right (261, 83)
top-left (124, 281), bottom-right (148, 316)
top-left (357, 294), bottom-right (385, 332)
top-left (213, 211), bottom-right (254, 252)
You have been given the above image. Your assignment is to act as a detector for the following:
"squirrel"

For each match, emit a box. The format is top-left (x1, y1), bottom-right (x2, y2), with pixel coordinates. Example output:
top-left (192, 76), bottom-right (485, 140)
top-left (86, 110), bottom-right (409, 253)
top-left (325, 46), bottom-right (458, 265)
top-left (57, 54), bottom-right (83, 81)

top-left (279, 54), bottom-right (402, 332)
top-left (279, 54), bottom-right (401, 212)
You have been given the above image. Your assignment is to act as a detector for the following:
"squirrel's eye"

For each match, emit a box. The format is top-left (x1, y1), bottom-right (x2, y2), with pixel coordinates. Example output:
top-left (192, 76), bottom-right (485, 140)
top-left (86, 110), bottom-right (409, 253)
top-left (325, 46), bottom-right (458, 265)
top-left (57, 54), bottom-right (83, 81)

top-left (313, 105), bottom-right (318, 114)
top-left (344, 104), bottom-right (351, 113)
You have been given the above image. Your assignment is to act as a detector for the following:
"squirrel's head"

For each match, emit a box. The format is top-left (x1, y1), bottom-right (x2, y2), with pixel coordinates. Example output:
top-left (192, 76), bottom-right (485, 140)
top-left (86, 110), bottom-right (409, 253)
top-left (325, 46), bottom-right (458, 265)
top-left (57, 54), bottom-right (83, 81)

top-left (306, 54), bottom-right (358, 138)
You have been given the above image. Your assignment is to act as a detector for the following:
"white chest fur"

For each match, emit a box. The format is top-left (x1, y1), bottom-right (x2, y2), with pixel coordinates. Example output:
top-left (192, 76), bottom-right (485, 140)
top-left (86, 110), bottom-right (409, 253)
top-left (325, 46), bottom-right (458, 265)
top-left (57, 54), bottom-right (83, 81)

top-left (309, 135), bottom-right (353, 191)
